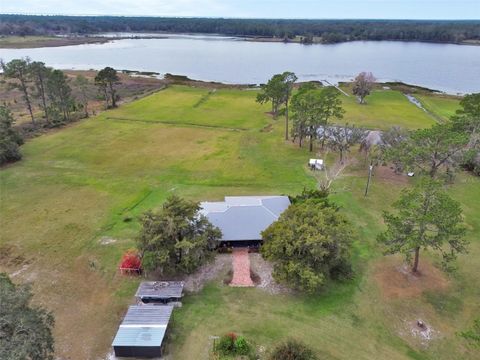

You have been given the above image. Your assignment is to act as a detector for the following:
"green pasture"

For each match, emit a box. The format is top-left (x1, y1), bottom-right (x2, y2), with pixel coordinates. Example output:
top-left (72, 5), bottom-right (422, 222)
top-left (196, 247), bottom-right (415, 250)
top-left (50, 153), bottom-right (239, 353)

top-left (1, 85), bottom-right (476, 360)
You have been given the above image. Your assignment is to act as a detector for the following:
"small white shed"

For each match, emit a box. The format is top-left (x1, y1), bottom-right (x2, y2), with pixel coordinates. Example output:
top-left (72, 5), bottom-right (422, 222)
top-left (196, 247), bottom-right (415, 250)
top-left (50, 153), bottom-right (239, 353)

top-left (309, 159), bottom-right (324, 170)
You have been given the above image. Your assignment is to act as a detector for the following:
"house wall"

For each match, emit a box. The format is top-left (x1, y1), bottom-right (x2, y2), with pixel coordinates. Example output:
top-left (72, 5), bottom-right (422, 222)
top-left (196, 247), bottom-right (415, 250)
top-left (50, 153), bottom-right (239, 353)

top-left (218, 240), bottom-right (262, 248)
top-left (113, 345), bottom-right (162, 358)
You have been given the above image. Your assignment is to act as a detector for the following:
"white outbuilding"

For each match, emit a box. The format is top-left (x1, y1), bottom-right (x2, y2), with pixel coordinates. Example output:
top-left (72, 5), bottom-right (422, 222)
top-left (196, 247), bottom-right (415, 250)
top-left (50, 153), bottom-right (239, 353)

top-left (308, 159), bottom-right (324, 170)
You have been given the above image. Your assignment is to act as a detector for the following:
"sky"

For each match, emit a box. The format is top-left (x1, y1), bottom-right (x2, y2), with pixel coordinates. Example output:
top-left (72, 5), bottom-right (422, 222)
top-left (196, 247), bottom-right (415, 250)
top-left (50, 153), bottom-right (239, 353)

top-left (1, 0), bottom-right (479, 20)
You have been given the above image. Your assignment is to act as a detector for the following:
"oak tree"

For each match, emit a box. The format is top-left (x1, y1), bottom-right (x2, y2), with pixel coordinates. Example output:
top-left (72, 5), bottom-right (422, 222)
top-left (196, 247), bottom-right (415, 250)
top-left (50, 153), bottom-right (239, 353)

top-left (137, 195), bottom-right (221, 274)
top-left (0, 273), bottom-right (55, 360)
top-left (326, 123), bottom-right (364, 163)
top-left (256, 72), bottom-right (297, 140)
top-left (261, 197), bottom-right (354, 293)
top-left (352, 71), bottom-right (376, 104)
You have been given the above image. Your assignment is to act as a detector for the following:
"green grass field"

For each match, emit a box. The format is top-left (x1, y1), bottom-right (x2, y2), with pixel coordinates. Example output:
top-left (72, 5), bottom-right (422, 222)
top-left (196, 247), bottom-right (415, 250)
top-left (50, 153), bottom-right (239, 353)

top-left (341, 89), bottom-right (438, 130)
top-left (416, 95), bottom-right (461, 122)
top-left (1, 85), bottom-right (478, 360)
top-left (0, 35), bottom-right (108, 48)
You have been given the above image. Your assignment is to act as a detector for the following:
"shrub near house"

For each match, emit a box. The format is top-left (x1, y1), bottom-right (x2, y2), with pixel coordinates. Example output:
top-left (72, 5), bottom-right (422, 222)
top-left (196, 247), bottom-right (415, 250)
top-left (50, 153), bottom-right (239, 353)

top-left (137, 195), bottom-right (221, 275)
top-left (261, 191), bottom-right (354, 293)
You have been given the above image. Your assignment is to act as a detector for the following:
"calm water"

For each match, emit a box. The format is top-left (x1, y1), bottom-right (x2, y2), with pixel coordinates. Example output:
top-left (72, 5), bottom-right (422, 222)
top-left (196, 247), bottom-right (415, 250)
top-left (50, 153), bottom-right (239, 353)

top-left (1, 35), bottom-right (480, 94)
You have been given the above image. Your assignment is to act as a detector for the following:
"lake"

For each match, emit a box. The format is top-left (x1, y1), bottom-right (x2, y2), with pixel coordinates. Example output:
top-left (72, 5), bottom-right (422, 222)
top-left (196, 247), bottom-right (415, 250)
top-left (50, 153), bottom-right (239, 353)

top-left (1, 34), bottom-right (480, 94)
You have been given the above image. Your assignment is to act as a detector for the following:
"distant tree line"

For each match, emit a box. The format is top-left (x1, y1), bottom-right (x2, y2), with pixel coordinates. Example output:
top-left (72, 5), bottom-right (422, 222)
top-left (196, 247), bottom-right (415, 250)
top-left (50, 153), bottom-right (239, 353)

top-left (1, 15), bottom-right (480, 44)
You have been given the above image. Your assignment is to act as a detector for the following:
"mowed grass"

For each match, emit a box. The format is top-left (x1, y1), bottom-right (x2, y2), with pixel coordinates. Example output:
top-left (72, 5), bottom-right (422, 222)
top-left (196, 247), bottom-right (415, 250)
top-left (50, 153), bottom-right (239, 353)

top-left (0, 85), bottom-right (475, 360)
top-left (0, 35), bottom-right (57, 45)
top-left (108, 86), bottom-right (268, 130)
top-left (416, 95), bottom-right (461, 122)
top-left (0, 85), bottom-right (314, 359)
top-left (340, 89), bottom-right (438, 130)
top-left (171, 166), bottom-right (480, 360)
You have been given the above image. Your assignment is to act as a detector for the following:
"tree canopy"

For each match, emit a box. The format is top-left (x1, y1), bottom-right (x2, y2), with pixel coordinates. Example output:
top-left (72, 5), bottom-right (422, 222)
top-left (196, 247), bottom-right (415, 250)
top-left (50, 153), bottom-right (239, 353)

top-left (352, 72), bottom-right (376, 104)
top-left (0, 273), bottom-right (55, 360)
top-left (1, 58), bottom-right (35, 124)
top-left (2, 15), bottom-right (479, 45)
top-left (261, 195), bottom-right (354, 293)
top-left (452, 93), bottom-right (480, 175)
top-left (291, 86), bottom-right (344, 151)
top-left (0, 105), bottom-right (23, 165)
top-left (377, 179), bottom-right (468, 273)
top-left (95, 67), bottom-right (120, 108)
top-left (137, 195), bottom-right (221, 274)
top-left (385, 123), bottom-right (468, 179)
top-left (326, 123), bottom-right (364, 163)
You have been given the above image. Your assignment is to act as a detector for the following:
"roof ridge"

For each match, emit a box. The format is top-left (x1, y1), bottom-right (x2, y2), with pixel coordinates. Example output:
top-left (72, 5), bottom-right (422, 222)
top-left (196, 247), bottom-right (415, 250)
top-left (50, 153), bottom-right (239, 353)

top-left (261, 200), bottom-right (280, 219)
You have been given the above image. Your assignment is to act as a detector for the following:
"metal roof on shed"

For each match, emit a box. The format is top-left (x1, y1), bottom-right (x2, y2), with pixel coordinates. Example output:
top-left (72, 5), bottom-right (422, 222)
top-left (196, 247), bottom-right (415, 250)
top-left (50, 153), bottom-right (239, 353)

top-left (112, 305), bottom-right (173, 347)
top-left (112, 327), bottom-right (167, 347)
top-left (135, 281), bottom-right (184, 299)
top-left (200, 196), bottom-right (290, 241)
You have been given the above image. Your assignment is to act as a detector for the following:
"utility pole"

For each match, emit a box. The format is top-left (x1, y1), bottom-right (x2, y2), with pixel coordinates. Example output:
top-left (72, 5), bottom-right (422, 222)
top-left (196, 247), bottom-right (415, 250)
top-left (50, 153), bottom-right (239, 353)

top-left (364, 164), bottom-right (374, 197)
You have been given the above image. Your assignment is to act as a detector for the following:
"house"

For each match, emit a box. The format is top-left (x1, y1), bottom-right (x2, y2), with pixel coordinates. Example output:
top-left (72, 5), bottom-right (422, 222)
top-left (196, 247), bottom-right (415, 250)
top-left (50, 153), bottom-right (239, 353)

top-left (112, 305), bottom-right (173, 358)
top-left (200, 196), bottom-right (291, 246)
top-left (135, 281), bottom-right (184, 305)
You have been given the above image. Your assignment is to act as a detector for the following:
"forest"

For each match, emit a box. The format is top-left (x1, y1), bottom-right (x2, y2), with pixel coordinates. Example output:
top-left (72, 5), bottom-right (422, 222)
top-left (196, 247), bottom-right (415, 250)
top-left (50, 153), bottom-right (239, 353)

top-left (1, 15), bottom-right (480, 44)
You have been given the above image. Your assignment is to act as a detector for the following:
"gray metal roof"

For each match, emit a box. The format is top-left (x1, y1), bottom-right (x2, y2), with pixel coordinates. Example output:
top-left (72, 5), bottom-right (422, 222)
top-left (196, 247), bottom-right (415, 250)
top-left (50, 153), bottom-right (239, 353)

top-left (200, 196), bottom-right (290, 241)
top-left (112, 305), bottom-right (173, 347)
top-left (135, 281), bottom-right (184, 300)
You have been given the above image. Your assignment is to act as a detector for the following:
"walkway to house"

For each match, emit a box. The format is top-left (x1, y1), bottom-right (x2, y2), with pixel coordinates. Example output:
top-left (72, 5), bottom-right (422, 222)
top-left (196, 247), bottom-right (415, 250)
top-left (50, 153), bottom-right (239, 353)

top-left (230, 248), bottom-right (254, 287)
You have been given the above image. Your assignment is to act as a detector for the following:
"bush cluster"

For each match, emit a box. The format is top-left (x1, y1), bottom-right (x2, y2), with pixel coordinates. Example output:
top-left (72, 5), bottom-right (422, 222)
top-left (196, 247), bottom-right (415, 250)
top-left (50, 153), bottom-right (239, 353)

top-left (269, 339), bottom-right (317, 360)
top-left (216, 332), bottom-right (252, 357)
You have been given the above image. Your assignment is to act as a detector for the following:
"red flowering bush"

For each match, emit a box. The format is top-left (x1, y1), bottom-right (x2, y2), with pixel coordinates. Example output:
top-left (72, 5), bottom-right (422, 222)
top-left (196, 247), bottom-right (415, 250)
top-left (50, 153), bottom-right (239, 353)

top-left (226, 332), bottom-right (237, 342)
top-left (120, 249), bottom-right (141, 270)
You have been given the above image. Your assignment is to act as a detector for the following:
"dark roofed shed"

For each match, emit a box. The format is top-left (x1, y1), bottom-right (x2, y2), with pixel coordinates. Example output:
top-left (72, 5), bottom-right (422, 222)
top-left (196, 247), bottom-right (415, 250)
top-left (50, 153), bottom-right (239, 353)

top-left (135, 281), bottom-right (184, 303)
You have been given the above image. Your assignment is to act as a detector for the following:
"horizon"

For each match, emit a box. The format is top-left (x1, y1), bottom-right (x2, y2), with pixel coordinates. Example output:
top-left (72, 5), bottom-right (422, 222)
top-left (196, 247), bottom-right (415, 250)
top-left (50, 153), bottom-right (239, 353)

top-left (1, 0), bottom-right (479, 21)
top-left (2, 13), bottom-right (480, 22)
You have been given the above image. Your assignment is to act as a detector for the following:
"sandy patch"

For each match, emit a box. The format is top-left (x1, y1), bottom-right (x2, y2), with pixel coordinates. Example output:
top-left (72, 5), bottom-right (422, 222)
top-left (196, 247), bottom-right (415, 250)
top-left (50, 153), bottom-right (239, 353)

top-left (99, 237), bottom-right (117, 245)
top-left (373, 257), bottom-right (449, 299)
top-left (397, 318), bottom-right (442, 349)
top-left (183, 254), bottom-right (232, 293)
top-left (374, 165), bottom-right (409, 185)
top-left (250, 253), bottom-right (292, 295)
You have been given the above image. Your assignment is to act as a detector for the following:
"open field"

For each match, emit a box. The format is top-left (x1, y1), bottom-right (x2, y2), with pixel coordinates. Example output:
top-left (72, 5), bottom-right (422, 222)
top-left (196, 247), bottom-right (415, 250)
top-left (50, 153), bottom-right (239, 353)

top-left (0, 35), bottom-right (109, 48)
top-left (416, 94), bottom-right (461, 122)
top-left (339, 84), bottom-right (461, 130)
top-left (1, 85), bottom-right (477, 360)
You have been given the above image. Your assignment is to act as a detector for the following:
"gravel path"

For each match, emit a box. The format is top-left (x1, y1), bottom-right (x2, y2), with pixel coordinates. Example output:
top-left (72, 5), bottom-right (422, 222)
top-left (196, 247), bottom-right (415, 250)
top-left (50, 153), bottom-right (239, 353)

top-left (230, 248), bottom-right (254, 287)
top-left (183, 254), bottom-right (232, 293)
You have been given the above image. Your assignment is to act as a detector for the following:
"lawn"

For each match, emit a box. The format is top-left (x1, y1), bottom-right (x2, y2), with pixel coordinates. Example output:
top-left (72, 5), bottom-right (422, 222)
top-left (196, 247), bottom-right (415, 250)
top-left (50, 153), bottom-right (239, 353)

top-left (0, 35), bottom-right (108, 48)
top-left (340, 88), bottom-right (438, 130)
top-left (171, 168), bottom-right (480, 360)
top-left (416, 94), bottom-right (461, 122)
top-left (0, 85), bottom-right (476, 360)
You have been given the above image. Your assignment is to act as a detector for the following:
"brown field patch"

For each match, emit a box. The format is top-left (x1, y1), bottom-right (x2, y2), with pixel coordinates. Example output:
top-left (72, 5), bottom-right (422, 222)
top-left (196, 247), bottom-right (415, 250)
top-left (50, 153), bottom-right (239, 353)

top-left (374, 165), bottom-right (409, 185)
top-left (373, 256), bottom-right (450, 299)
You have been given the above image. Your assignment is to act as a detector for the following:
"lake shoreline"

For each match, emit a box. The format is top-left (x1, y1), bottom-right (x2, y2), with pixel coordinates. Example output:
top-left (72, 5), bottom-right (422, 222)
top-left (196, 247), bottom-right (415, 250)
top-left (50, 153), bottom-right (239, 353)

top-left (1, 34), bottom-right (479, 49)
top-left (2, 35), bottom-right (478, 94)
